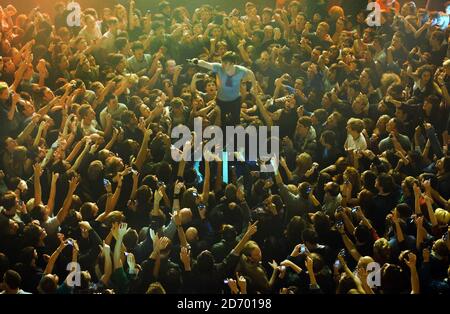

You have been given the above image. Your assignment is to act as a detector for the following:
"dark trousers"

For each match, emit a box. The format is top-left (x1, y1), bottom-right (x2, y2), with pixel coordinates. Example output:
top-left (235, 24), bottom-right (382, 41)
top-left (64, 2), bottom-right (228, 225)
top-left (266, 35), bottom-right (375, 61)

top-left (217, 97), bottom-right (241, 127)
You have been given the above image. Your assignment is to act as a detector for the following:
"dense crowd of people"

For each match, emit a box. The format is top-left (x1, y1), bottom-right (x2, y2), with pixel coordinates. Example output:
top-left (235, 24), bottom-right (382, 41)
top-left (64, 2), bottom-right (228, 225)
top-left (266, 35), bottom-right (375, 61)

top-left (0, 0), bottom-right (449, 294)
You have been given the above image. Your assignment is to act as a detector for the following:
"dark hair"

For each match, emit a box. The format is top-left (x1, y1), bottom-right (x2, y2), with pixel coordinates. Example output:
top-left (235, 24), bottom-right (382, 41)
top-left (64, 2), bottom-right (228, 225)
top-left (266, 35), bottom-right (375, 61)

top-left (104, 93), bottom-right (117, 104)
top-left (1, 191), bottom-right (17, 211)
top-left (320, 130), bottom-right (336, 145)
top-left (221, 51), bottom-right (238, 64)
top-left (354, 224), bottom-right (372, 244)
top-left (377, 173), bottom-right (395, 194)
top-left (131, 41), bottom-right (144, 51)
top-left (325, 181), bottom-right (340, 197)
top-left (115, 37), bottom-right (128, 51)
top-left (298, 116), bottom-right (312, 128)
top-left (395, 203), bottom-right (411, 219)
top-left (30, 205), bottom-right (46, 222)
top-left (39, 274), bottom-right (58, 294)
top-left (123, 229), bottom-right (139, 250)
top-left (4, 270), bottom-right (22, 290)
top-left (302, 229), bottom-right (318, 245)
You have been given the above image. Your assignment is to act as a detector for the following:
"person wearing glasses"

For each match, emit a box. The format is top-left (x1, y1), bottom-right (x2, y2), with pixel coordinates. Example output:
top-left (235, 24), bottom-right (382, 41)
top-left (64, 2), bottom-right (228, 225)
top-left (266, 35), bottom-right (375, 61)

top-left (188, 51), bottom-right (257, 127)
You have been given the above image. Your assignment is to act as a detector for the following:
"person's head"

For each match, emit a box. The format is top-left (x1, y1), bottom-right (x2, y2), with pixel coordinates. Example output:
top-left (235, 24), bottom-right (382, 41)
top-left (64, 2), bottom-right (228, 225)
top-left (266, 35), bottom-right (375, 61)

top-left (423, 94), bottom-right (440, 117)
top-left (323, 181), bottom-right (340, 198)
top-left (38, 274), bottom-right (59, 294)
top-left (259, 51), bottom-right (270, 67)
top-left (295, 152), bottom-right (313, 174)
top-left (0, 82), bottom-right (10, 100)
top-left (373, 238), bottom-right (391, 264)
top-left (346, 118), bottom-right (364, 136)
top-left (185, 227), bottom-right (199, 243)
top-left (394, 106), bottom-right (408, 121)
top-left (302, 229), bottom-right (318, 249)
top-left (106, 17), bottom-right (119, 32)
top-left (325, 112), bottom-right (342, 129)
top-left (316, 21), bottom-right (330, 37)
top-left (307, 63), bottom-right (318, 79)
top-left (121, 110), bottom-right (138, 128)
top-left (221, 51), bottom-right (238, 72)
top-left (78, 104), bottom-right (96, 122)
top-left (242, 241), bottom-right (262, 264)
top-left (436, 156), bottom-right (450, 174)
top-left (2, 270), bottom-right (22, 293)
top-left (159, 1), bottom-right (171, 16)
top-left (385, 118), bottom-right (400, 133)
top-left (429, 30), bottom-right (445, 48)
top-left (196, 250), bottom-right (215, 272)
top-left (285, 216), bottom-right (307, 244)
top-left (417, 64), bottom-right (434, 84)
top-left (361, 170), bottom-right (377, 191)
top-left (131, 41), bottom-right (145, 60)
top-left (80, 202), bottom-right (99, 221)
top-left (146, 282), bottom-right (166, 294)
top-left (351, 93), bottom-right (369, 115)
top-left (29, 204), bottom-right (49, 222)
top-left (311, 108), bottom-right (327, 126)
top-left (375, 173), bottom-right (395, 194)
top-left (221, 224), bottom-right (237, 242)
top-left (354, 224), bottom-right (372, 245)
top-left (435, 208), bottom-right (450, 225)
top-left (296, 116), bottom-right (312, 138)
top-left (1, 191), bottom-right (19, 216)
top-left (104, 93), bottom-right (118, 109)
top-left (381, 263), bottom-right (406, 293)
top-left (123, 229), bottom-right (139, 250)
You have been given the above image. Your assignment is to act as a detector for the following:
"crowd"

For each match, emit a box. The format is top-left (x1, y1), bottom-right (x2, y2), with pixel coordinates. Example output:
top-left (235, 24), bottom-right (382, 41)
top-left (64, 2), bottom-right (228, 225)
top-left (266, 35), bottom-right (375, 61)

top-left (0, 0), bottom-right (449, 294)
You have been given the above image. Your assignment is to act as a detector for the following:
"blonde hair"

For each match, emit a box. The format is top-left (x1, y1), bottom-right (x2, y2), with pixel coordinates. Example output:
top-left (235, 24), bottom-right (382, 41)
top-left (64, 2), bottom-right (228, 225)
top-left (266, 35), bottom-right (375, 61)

top-left (435, 208), bottom-right (450, 225)
top-left (347, 117), bottom-right (365, 133)
top-left (295, 152), bottom-right (313, 174)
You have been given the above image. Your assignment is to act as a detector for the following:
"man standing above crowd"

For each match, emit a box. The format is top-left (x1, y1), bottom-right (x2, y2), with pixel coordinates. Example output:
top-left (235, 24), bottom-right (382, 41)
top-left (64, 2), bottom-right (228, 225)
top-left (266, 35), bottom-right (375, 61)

top-left (189, 51), bottom-right (257, 127)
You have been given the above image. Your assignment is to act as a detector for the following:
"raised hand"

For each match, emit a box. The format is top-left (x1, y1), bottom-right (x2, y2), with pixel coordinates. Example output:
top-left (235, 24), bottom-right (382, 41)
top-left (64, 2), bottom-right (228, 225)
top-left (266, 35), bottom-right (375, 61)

top-left (117, 223), bottom-right (129, 239)
top-left (245, 221), bottom-right (258, 237)
top-left (268, 259), bottom-right (278, 271)
top-left (170, 210), bottom-right (182, 226)
top-left (226, 278), bottom-right (239, 294)
top-left (68, 176), bottom-right (80, 193)
top-left (174, 180), bottom-right (185, 195)
top-left (404, 252), bottom-right (417, 269)
top-left (237, 273), bottom-right (247, 293)
top-left (158, 236), bottom-right (170, 251)
top-left (290, 244), bottom-right (302, 257)
top-left (180, 246), bottom-right (191, 267)
top-left (33, 163), bottom-right (43, 177)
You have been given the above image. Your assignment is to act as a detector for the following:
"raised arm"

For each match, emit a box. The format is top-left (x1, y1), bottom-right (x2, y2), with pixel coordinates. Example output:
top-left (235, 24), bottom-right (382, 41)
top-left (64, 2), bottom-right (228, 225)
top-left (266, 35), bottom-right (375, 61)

top-left (32, 163), bottom-right (43, 206)
top-left (56, 176), bottom-right (79, 224)
top-left (46, 172), bottom-right (59, 217)
top-left (336, 222), bottom-right (361, 262)
top-left (44, 241), bottom-right (67, 275)
top-left (113, 223), bottom-right (130, 270)
top-left (99, 241), bottom-right (112, 286)
top-left (190, 58), bottom-right (215, 71)
top-left (201, 158), bottom-right (210, 204)
top-left (231, 221), bottom-right (258, 256)
top-left (404, 252), bottom-right (420, 294)
top-left (134, 128), bottom-right (152, 171)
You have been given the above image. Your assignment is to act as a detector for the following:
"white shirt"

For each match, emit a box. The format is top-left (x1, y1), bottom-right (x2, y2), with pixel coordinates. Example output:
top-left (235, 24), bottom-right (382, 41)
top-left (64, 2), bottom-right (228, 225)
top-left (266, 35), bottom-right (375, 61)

top-left (345, 133), bottom-right (367, 151)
